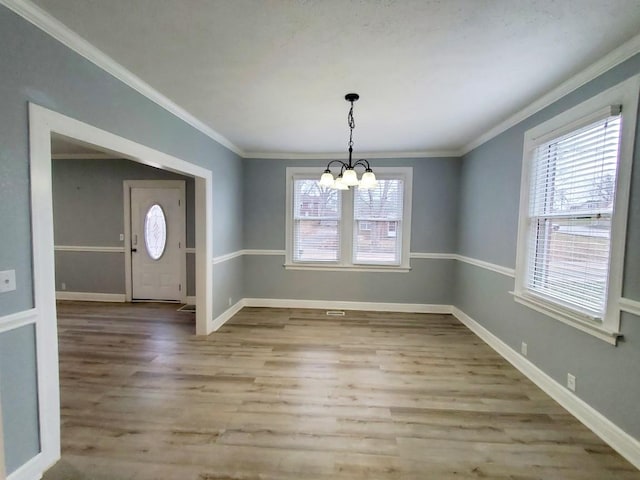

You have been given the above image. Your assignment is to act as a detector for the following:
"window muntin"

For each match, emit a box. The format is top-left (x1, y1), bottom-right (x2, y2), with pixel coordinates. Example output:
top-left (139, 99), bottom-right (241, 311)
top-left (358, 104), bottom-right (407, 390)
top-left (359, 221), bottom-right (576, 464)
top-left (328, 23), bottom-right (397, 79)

top-left (144, 203), bottom-right (167, 260)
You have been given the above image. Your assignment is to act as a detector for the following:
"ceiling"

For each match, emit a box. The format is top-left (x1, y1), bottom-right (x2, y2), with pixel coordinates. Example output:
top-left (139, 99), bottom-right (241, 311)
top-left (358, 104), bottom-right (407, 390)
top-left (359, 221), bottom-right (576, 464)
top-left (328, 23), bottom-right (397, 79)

top-left (30, 0), bottom-right (640, 157)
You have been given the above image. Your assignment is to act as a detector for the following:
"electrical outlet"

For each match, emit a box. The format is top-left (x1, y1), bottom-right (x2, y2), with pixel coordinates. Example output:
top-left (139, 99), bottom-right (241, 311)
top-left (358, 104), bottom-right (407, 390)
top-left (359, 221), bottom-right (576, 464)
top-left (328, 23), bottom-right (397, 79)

top-left (521, 342), bottom-right (527, 356)
top-left (228, 297), bottom-right (232, 306)
top-left (567, 373), bottom-right (576, 392)
top-left (119, 233), bottom-right (124, 241)
top-left (0, 270), bottom-right (16, 293)
top-left (61, 282), bottom-right (66, 291)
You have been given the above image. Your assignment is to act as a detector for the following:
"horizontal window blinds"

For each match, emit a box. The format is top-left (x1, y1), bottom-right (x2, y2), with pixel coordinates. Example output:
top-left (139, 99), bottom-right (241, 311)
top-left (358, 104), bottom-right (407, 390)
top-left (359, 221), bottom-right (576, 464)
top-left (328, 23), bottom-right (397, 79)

top-left (527, 111), bottom-right (621, 317)
top-left (353, 179), bottom-right (404, 265)
top-left (292, 178), bottom-right (341, 262)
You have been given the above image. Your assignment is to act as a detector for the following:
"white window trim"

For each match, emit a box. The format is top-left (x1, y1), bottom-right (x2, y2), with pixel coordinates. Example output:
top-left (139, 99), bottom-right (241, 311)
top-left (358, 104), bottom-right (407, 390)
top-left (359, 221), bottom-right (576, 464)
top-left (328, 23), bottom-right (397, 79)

top-left (514, 75), bottom-right (639, 344)
top-left (285, 166), bottom-right (413, 272)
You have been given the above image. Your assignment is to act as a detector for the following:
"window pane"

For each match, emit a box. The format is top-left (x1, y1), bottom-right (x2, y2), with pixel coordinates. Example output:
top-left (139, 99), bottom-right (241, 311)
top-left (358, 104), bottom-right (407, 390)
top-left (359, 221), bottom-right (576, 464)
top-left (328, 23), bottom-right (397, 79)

top-left (293, 220), bottom-right (339, 261)
top-left (353, 179), bottom-right (403, 264)
top-left (526, 115), bottom-right (620, 316)
top-left (292, 178), bottom-right (340, 262)
top-left (144, 203), bottom-right (167, 260)
top-left (529, 217), bottom-right (611, 314)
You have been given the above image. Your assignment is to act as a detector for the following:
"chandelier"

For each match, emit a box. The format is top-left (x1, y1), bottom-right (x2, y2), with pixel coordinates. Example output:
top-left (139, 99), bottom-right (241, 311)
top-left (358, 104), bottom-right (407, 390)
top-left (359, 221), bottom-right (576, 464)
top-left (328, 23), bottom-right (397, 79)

top-left (319, 93), bottom-right (377, 190)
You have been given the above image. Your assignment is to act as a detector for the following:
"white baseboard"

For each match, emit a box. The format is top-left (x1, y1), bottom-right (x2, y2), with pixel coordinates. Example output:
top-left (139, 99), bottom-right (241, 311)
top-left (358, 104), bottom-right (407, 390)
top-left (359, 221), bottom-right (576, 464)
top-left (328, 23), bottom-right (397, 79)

top-left (206, 298), bottom-right (451, 334)
top-left (55, 291), bottom-right (126, 302)
top-left (209, 299), bottom-right (246, 333)
top-left (7, 452), bottom-right (44, 480)
top-left (451, 306), bottom-right (640, 471)
top-left (243, 298), bottom-right (452, 314)
top-left (185, 295), bottom-right (196, 305)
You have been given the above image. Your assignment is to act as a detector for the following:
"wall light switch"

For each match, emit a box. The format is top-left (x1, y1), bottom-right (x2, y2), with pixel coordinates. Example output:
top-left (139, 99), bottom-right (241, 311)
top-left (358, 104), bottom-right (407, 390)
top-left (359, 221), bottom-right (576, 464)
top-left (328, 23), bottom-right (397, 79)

top-left (0, 270), bottom-right (16, 293)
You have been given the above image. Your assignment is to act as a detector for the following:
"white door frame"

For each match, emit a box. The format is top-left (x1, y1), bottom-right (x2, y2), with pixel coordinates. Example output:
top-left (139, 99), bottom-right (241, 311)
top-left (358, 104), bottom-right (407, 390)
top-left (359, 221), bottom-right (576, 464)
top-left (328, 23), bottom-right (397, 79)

top-left (28, 103), bottom-right (214, 474)
top-left (124, 180), bottom-right (187, 303)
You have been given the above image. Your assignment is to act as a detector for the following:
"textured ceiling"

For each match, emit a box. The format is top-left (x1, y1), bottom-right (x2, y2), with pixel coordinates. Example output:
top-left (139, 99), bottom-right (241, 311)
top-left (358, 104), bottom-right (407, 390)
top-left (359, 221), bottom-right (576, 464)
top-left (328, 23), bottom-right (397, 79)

top-left (31, 0), bottom-right (640, 156)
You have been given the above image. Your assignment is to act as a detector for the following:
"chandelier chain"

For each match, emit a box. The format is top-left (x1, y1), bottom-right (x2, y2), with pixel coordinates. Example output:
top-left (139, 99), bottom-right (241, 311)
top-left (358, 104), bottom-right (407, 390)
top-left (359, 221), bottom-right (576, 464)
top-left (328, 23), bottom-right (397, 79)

top-left (348, 102), bottom-right (355, 150)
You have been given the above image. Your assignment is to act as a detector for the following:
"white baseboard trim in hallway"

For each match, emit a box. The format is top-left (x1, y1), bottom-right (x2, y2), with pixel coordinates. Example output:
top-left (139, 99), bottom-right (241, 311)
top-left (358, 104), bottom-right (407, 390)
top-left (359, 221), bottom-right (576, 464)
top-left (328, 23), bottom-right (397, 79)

top-left (55, 291), bottom-right (126, 302)
top-left (451, 306), bottom-right (640, 471)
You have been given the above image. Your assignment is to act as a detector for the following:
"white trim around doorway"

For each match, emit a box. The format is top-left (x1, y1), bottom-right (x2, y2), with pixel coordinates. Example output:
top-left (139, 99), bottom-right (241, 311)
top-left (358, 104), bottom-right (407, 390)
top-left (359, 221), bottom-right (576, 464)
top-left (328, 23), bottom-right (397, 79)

top-left (28, 103), bottom-right (214, 475)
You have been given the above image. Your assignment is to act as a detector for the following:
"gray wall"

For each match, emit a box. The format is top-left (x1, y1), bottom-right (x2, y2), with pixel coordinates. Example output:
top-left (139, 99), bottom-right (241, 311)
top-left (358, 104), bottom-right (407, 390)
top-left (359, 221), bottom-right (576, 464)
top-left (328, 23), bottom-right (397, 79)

top-left (0, 326), bottom-right (39, 473)
top-left (52, 158), bottom-right (196, 295)
top-left (455, 53), bottom-right (640, 439)
top-left (243, 157), bottom-right (460, 303)
top-left (0, 6), bottom-right (243, 474)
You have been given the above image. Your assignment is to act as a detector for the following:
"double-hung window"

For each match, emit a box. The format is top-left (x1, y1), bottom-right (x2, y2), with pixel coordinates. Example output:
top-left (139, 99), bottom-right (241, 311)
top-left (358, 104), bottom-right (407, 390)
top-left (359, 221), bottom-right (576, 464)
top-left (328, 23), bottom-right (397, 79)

top-left (514, 78), bottom-right (638, 343)
top-left (286, 167), bottom-right (412, 270)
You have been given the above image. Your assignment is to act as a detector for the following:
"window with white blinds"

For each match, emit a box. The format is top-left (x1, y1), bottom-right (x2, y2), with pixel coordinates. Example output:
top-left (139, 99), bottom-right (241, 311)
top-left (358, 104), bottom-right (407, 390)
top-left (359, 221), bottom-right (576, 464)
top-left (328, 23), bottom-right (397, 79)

top-left (353, 179), bottom-right (404, 265)
top-left (514, 78), bottom-right (639, 343)
top-left (526, 112), bottom-right (622, 318)
top-left (286, 167), bottom-right (412, 270)
top-left (292, 178), bottom-right (341, 262)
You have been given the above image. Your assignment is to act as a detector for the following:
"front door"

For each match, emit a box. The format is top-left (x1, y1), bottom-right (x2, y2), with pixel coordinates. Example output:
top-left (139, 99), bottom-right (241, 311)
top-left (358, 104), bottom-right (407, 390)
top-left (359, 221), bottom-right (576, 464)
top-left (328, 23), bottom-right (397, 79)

top-left (129, 181), bottom-right (185, 301)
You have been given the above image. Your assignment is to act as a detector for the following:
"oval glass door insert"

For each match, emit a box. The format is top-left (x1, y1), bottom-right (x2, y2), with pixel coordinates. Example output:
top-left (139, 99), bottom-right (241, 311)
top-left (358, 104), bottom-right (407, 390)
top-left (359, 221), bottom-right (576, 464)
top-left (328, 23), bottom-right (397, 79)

top-left (144, 204), bottom-right (167, 260)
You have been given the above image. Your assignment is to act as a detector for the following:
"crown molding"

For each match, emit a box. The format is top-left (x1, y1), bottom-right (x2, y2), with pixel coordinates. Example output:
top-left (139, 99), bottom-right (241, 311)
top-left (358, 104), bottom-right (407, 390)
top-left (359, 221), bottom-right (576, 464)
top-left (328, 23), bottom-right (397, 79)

top-left (1, 0), bottom-right (243, 157)
top-left (244, 149), bottom-right (462, 160)
top-left (462, 33), bottom-right (640, 155)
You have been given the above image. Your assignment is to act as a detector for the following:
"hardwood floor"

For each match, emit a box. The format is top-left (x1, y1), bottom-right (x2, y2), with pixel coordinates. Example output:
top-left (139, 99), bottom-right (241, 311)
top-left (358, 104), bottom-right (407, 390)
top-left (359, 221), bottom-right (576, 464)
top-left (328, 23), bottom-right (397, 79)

top-left (44, 302), bottom-right (639, 479)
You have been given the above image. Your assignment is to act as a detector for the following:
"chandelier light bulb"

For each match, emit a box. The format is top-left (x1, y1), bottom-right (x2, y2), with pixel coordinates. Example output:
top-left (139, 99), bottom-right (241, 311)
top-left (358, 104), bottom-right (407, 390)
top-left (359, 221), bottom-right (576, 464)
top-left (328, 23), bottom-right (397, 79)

top-left (320, 171), bottom-right (335, 187)
top-left (359, 170), bottom-right (377, 189)
top-left (342, 168), bottom-right (359, 186)
top-left (334, 175), bottom-right (349, 190)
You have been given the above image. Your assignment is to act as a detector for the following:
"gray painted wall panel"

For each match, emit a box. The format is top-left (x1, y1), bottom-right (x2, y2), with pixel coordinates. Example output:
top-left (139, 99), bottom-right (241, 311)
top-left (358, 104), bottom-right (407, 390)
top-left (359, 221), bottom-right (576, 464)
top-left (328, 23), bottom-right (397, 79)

top-left (0, 325), bottom-right (39, 474)
top-left (187, 253), bottom-right (196, 297)
top-left (214, 153), bottom-right (244, 257)
top-left (245, 256), bottom-right (455, 305)
top-left (212, 256), bottom-right (244, 317)
top-left (54, 251), bottom-right (125, 293)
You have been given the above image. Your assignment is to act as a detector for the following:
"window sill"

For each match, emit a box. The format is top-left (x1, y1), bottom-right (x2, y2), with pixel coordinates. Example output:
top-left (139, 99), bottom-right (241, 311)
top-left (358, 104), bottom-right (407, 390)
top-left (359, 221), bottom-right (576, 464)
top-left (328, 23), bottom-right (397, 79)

top-left (284, 263), bottom-right (411, 273)
top-left (511, 291), bottom-right (622, 345)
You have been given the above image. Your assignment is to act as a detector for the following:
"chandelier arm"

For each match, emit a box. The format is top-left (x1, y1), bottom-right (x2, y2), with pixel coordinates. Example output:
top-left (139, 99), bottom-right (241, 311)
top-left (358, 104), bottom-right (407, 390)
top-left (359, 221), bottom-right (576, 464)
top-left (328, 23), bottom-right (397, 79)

top-left (323, 159), bottom-right (348, 172)
top-left (353, 159), bottom-right (372, 171)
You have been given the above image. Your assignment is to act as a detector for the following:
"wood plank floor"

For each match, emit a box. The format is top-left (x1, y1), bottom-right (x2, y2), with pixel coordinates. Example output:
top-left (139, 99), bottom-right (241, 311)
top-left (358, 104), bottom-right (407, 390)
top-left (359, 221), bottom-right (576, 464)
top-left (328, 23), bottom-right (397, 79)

top-left (44, 302), bottom-right (639, 479)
